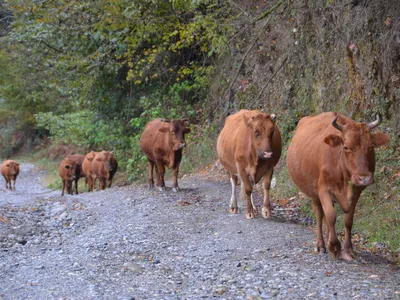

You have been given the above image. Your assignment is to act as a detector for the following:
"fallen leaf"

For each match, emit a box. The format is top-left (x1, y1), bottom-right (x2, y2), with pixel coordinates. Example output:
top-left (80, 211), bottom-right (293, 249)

top-left (0, 216), bottom-right (9, 223)
top-left (178, 201), bottom-right (190, 206)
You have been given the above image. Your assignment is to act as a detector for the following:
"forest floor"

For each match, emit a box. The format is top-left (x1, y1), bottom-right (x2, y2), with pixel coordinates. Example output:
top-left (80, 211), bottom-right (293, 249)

top-left (0, 164), bottom-right (399, 299)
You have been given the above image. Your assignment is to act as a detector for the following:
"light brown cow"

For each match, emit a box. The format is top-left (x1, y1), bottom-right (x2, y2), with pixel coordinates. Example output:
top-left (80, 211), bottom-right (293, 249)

top-left (217, 110), bottom-right (282, 219)
top-left (140, 118), bottom-right (190, 192)
top-left (91, 151), bottom-right (118, 190)
top-left (82, 151), bottom-right (98, 192)
top-left (286, 112), bottom-right (389, 261)
top-left (58, 159), bottom-right (78, 196)
top-left (66, 154), bottom-right (86, 194)
top-left (1, 160), bottom-right (20, 190)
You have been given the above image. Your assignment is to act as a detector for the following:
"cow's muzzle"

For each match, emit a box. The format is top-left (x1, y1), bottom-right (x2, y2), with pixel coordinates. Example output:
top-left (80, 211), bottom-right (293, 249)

top-left (352, 175), bottom-right (373, 187)
top-left (259, 151), bottom-right (273, 159)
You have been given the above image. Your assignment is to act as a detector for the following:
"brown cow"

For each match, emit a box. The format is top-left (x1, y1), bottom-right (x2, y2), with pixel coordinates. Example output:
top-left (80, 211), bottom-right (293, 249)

top-left (66, 154), bottom-right (85, 194)
top-left (286, 112), bottom-right (389, 261)
top-left (1, 160), bottom-right (20, 190)
top-left (217, 110), bottom-right (282, 219)
top-left (91, 151), bottom-right (118, 190)
top-left (82, 151), bottom-right (98, 192)
top-left (58, 159), bottom-right (78, 196)
top-left (140, 118), bottom-right (190, 192)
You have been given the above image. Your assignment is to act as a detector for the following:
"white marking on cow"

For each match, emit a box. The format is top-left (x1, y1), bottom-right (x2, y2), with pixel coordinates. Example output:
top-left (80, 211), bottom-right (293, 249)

top-left (230, 177), bottom-right (237, 210)
top-left (251, 193), bottom-right (256, 210)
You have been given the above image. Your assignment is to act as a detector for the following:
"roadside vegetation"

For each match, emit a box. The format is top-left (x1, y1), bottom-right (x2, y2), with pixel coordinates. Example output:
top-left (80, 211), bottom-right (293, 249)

top-left (0, 0), bottom-right (398, 261)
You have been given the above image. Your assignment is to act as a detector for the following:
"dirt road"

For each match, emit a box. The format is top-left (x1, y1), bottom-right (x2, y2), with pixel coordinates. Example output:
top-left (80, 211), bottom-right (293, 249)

top-left (0, 164), bottom-right (399, 299)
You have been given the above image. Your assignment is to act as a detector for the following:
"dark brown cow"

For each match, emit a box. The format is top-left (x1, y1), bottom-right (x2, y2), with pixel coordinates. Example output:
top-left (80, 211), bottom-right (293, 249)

top-left (286, 112), bottom-right (390, 260)
top-left (58, 159), bottom-right (78, 196)
top-left (140, 118), bottom-right (190, 192)
top-left (91, 151), bottom-right (118, 190)
top-left (66, 154), bottom-right (85, 194)
top-left (1, 160), bottom-right (20, 190)
top-left (82, 151), bottom-right (98, 192)
top-left (217, 110), bottom-right (282, 219)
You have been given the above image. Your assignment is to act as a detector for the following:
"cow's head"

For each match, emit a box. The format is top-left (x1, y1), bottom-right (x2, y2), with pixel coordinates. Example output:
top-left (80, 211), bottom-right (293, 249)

top-left (324, 114), bottom-right (390, 187)
top-left (6, 161), bottom-right (19, 178)
top-left (243, 111), bottom-right (277, 160)
top-left (96, 151), bottom-right (116, 172)
top-left (64, 160), bottom-right (78, 180)
top-left (159, 119), bottom-right (191, 151)
top-left (85, 151), bottom-right (97, 162)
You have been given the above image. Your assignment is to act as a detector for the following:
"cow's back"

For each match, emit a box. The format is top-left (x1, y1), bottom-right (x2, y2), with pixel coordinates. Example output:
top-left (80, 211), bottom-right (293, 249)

top-left (140, 119), bottom-right (169, 161)
top-left (287, 112), bottom-right (343, 198)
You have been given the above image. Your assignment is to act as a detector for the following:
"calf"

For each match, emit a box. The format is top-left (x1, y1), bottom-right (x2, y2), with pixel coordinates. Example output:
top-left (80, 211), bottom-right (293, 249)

top-left (217, 110), bottom-right (282, 219)
top-left (1, 160), bottom-right (20, 190)
top-left (140, 118), bottom-right (190, 192)
top-left (58, 159), bottom-right (78, 196)
top-left (91, 151), bottom-right (118, 190)
top-left (82, 151), bottom-right (98, 192)
top-left (66, 154), bottom-right (86, 194)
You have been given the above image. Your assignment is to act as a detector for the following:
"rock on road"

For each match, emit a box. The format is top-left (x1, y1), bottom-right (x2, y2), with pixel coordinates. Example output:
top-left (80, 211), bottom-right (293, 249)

top-left (0, 164), bottom-right (399, 299)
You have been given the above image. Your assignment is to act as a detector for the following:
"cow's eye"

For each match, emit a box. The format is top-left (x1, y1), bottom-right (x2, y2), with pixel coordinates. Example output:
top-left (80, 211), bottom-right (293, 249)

top-left (343, 146), bottom-right (350, 151)
top-left (255, 131), bottom-right (260, 138)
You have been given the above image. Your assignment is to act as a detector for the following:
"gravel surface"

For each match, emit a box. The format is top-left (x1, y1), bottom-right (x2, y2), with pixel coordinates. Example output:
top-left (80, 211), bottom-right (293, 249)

top-left (0, 164), bottom-right (399, 299)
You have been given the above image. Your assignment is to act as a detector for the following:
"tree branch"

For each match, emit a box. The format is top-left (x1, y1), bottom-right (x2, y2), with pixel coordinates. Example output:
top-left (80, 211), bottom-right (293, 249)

top-left (40, 40), bottom-right (64, 53)
top-left (249, 55), bottom-right (288, 109)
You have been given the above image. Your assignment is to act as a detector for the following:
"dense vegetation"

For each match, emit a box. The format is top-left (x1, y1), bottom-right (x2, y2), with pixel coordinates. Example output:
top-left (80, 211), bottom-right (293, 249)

top-left (0, 1), bottom-right (399, 258)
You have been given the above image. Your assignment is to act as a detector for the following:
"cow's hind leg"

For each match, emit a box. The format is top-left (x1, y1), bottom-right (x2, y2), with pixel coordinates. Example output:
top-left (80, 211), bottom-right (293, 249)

top-left (147, 159), bottom-right (155, 189)
top-left (172, 165), bottom-right (180, 192)
top-left (229, 174), bottom-right (239, 214)
top-left (319, 190), bottom-right (341, 259)
top-left (312, 198), bottom-right (326, 253)
top-left (155, 160), bottom-right (166, 191)
top-left (261, 168), bottom-right (274, 219)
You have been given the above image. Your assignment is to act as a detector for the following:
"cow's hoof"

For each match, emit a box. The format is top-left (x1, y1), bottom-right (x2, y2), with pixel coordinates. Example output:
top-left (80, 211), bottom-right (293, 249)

top-left (261, 207), bottom-right (271, 219)
top-left (315, 246), bottom-right (327, 253)
top-left (339, 251), bottom-right (355, 261)
top-left (229, 207), bottom-right (238, 214)
top-left (245, 213), bottom-right (255, 219)
top-left (172, 187), bottom-right (180, 192)
top-left (159, 187), bottom-right (166, 192)
top-left (149, 183), bottom-right (154, 189)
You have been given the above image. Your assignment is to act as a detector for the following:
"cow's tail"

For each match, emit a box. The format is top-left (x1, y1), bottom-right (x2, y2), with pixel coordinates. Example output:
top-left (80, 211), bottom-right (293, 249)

top-left (240, 180), bottom-right (246, 202)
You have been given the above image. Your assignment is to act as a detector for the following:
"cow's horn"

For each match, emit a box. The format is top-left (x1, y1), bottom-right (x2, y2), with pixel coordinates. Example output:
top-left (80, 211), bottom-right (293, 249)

top-left (367, 113), bottom-right (381, 130)
top-left (159, 118), bottom-right (170, 123)
top-left (270, 114), bottom-right (276, 121)
top-left (332, 115), bottom-right (344, 132)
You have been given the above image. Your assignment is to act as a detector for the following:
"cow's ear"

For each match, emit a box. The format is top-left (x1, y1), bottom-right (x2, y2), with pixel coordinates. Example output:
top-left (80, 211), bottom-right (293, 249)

top-left (65, 165), bottom-right (71, 169)
top-left (324, 134), bottom-right (343, 147)
top-left (96, 157), bottom-right (102, 162)
top-left (159, 127), bottom-right (169, 133)
top-left (372, 132), bottom-right (390, 148)
top-left (183, 127), bottom-right (191, 134)
top-left (242, 113), bottom-right (254, 128)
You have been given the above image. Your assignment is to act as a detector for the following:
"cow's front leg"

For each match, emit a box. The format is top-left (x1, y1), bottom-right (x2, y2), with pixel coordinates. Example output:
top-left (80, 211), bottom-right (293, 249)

top-left (155, 160), bottom-right (166, 191)
top-left (312, 198), bottom-right (326, 253)
top-left (172, 165), bottom-right (180, 192)
top-left (239, 169), bottom-right (257, 219)
top-left (229, 174), bottom-right (239, 214)
top-left (319, 190), bottom-right (341, 259)
top-left (261, 169), bottom-right (273, 219)
top-left (61, 180), bottom-right (65, 196)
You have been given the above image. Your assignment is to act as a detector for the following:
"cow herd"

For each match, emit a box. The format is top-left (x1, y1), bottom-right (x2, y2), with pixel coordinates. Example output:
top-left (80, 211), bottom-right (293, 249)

top-left (0, 110), bottom-right (390, 261)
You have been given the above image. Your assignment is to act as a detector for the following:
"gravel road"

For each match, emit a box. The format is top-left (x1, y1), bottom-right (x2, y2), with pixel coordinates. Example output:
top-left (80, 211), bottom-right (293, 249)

top-left (0, 164), bottom-right (399, 299)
